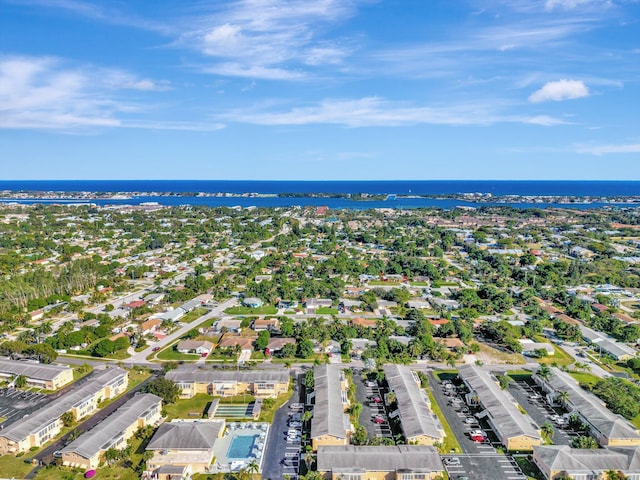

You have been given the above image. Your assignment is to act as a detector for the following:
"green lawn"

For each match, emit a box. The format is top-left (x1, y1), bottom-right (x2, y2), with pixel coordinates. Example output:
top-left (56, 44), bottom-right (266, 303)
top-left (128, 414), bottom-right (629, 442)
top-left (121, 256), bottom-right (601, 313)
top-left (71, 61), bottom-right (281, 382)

top-left (532, 343), bottom-right (575, 367)
top-left (514, 455), bottom-right (545, 480)
top-left (315, 307), bottom-right (339, 315)
top-left (181, 307), bottom-right (208, 323)
top-left (33, 436), bottom-right (149, 480)
top-left (163, 394), bottom-right (212, 420)
top-left (0, 454), bottom-right (35, 479)
top-left (224, 306), bottom-right (278, 315)
top-left (568, 371), bottom-right (600, 388)
top-left (425, 388), bottom-right (462, 454)
top-left (258, 389), bottom-right (294, 423)
top-left (156, 344), bottom-right (200, 361)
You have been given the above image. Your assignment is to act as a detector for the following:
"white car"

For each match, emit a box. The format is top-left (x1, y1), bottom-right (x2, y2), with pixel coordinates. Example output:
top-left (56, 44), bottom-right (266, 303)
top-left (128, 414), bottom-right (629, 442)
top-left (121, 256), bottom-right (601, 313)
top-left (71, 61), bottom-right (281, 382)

top-left (464, 417), bottom-right (476, 424)
top-left (444, 457), bottom-right (461, 466)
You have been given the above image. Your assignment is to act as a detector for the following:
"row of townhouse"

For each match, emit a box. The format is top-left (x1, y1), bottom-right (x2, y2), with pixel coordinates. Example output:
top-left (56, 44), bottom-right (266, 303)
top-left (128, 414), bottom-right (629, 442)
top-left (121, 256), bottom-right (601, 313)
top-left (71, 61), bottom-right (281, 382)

top-left (0, 367), bottom-right (128, 454)
top-left (317, 445), bottom-right (445, 480)
top-left (165, 367), bottom-right (290, 399)
top-left (61, 393), bottom-right (163, 470)
top-left (383, 364), bottom-right (445, 446)
top-left (533, 367), bottom-right (640, 447)
top-left (310, 364), bottom-right (352, 450)
top-left (533, 445), bottom-right (640, 480)
top-left (0, 358), bottom-right (73, 391)
top-left (458, 364), bottom-right (543, 451)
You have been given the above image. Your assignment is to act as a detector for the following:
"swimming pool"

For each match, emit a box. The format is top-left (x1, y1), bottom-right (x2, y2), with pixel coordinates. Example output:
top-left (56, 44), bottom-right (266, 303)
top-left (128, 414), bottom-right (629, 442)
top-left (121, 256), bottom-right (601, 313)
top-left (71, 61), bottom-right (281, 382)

top-left (227, 435), bottom-right (256, 459)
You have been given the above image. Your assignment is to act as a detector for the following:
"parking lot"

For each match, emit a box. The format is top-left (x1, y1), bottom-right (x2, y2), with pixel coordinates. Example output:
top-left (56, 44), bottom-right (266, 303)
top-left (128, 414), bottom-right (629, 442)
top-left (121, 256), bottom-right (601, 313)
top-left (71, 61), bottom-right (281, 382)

top-left (508, 379), bottom-right (577, 445)
top-left (282, 402), bottom-right (303, 479)
top-left (353, 373), bottom-right (394, 441)
top-left (0, 387), bottom-right (49, 428)
top-left (429, 373), bottom-right (496, 454)
top-left (443, 454), bottom-right (527, 480)
top-left (262, 374), bottom-right (303, 480)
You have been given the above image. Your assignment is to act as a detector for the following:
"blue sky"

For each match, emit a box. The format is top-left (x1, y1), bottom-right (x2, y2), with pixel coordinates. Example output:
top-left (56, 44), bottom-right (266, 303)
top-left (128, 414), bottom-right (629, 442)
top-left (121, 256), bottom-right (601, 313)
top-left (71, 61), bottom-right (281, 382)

top-left (1, 0), bottom-right (639, 180)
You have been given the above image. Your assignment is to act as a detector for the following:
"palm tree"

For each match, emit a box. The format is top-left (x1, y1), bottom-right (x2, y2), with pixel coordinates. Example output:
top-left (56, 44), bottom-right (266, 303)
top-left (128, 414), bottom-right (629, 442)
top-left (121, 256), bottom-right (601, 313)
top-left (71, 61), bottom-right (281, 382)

top-left (541, 421), bottom-right (555, 443)
top-left (246, 459), bottom-right (259, 476)
top-left (537, 364), bottom-right (552, 383)
top-left (301, 410), bottom-right (313, 425)
top-left (303, 451), bottom-right (314, 471)
top-left (556, 390), bottom-right (569, 406)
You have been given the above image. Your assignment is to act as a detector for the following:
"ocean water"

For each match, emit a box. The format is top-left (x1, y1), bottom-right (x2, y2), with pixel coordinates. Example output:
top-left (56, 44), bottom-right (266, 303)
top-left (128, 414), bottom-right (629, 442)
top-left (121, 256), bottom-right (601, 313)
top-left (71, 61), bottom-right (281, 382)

top-left (0, 180), bottom-right (638, 210)
top-left (1, 180), bottom-right (639, 196)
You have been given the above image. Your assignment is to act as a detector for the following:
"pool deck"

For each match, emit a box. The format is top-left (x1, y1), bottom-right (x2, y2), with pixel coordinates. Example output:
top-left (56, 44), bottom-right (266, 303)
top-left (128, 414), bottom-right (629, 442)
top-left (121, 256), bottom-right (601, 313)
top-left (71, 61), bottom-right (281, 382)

top-left (211, 422), bottom-right (270, 473)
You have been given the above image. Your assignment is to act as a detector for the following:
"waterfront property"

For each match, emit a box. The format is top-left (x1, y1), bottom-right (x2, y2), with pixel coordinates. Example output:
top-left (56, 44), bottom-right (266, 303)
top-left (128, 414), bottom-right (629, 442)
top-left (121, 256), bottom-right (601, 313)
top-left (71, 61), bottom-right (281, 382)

top-left (61, 393), bottom-right (162, 470)
top-left (533, 367), bottom-right (640, 447)
top-left (533, 445), bottom-right (640, 480)
top-left (0, 367), bottom-right (128, 454)
top-left (458, 364), bottom-right (542, 451)
top-left (0, 358), bottom-right (73, 390)
top-left (310, 364), bottom-right (351, 450)
top-left (145, 419), bottom-right (226, 477)
top-left (165, 367), bottom-right (290, 399)
top-left (383, 364), bottom-right (445, 445)
top-left (316, 445), bottom-right (445, 480)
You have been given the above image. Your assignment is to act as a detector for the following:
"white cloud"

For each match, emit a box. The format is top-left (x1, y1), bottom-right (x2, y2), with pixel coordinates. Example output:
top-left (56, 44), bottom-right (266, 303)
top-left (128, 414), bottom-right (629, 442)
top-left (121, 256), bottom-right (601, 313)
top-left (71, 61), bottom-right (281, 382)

top-left (0, 55), bottom-right (212, 131)
top-left (576, 143), bottom-right (640, 154)
top-left (217, 96), bottom-right (568, 128)
top-left (183, 0), bottom-right (358, 79)
top-left (544, 0), bottom-right (611, 11)
top-left (528, 79), bottom-right (589, 102)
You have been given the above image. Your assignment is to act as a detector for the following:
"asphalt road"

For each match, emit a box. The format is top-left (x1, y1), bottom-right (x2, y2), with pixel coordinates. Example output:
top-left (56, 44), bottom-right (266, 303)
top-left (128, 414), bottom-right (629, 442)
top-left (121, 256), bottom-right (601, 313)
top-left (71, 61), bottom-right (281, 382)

top-left (261, 373), bottom-right (301, 480)
top-left (25, 372), bottom-right (158, 478)
top-left (127, 297), bottom-right (238, 365)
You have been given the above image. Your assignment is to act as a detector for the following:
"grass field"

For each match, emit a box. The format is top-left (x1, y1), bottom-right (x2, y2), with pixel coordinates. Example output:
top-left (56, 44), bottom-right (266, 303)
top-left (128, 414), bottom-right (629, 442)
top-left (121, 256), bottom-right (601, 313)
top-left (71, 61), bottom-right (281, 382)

top-left (315, 307), bottom-right (339, 315)
top-left (425, 388), bottom-right (462, 454)
top-left (532, 343), bottom-right (575, 367)
top-left (477, 343), bottom-right (526, 365)
top-left (0, 454), bottom-right (35, 479)
top-left (181, 307), bottom-right (208, 323)
top-left (163, 394), bottom-right (212, 420)
top-left (568, 371), bottom-right (600, 388)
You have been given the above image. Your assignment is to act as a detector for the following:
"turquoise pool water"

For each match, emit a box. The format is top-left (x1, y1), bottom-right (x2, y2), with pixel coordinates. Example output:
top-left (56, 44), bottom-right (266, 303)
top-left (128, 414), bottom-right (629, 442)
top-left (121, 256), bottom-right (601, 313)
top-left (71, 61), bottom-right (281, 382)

top-left (227, 435), bottom-right (256, 459)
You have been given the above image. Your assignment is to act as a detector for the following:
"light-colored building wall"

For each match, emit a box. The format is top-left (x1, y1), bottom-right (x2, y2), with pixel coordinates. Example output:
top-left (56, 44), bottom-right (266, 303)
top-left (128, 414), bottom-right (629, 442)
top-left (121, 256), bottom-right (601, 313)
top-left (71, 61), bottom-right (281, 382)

top-left (176, 379), bottom-right (288, 399)
top-left (312, 435), bottom-right (349, 450)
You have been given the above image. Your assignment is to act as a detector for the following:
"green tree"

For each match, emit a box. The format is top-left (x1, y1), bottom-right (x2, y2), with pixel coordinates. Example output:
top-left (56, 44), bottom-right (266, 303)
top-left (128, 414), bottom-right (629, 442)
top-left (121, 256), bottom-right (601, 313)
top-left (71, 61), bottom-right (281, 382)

top-left (541, 422), bottom-right (554, 443)
top-left (255, 330), bottom-right (270, 351)
top-left (61, 411), bottom-right (75, 427)
top-left (13, 374), bottom-right (27, 388)
top-left (142, 377), bottom-right (180, 404)
top-left (571, 435), bottom-right (598, 449)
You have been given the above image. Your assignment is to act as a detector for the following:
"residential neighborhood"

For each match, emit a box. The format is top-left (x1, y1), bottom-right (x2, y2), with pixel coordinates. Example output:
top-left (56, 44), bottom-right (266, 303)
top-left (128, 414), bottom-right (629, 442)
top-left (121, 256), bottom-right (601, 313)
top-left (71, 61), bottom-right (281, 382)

top-left (0, 202), bottom-right (640, 479)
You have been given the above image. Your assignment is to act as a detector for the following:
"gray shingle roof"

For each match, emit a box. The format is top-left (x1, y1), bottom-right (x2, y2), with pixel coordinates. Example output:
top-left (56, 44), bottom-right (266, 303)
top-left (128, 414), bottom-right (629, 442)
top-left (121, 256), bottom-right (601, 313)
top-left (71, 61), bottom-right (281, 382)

top-left (165, 367), bottom-right (289, 385)
top-left (0, 359), bottom-right (72, 381)
top-left (538, 367), bottom-right (640, 442)
top-left (146, 421), bottom-right (225, 450)
top-left (0, 367), bottom-right (127, 443)
top-left (459, 364), bottom-right (541, 444)
top-left (317, 445), bottom-right (444, 473)
top-left (311, 364), bottom-right (349, 440)
top-left (61, 393), bottom-right (161, 459)
top-left (384, 365), bottom-right (443, 441)
top-left (534, 445), bottom-right (640, 474)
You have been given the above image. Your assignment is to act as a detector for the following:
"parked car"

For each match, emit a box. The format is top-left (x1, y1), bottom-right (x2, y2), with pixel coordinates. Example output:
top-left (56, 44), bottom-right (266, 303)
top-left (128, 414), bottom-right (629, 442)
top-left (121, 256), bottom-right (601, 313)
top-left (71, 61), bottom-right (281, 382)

top-left (373, 416), bottom-right (385, 424)
top-left (444, 457), bottom-right (460, 466)
top-left (464, 417), bottom-right (476, 424)
top-left (470, 430), bottom-right (487, 442)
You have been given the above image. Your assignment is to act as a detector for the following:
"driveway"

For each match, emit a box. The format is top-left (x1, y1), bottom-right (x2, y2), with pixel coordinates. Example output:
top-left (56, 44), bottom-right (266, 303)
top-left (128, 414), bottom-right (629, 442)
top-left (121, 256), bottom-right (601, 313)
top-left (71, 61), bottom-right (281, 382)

top-left (508, 380), bottom-right (574, 445)
top-left (262, 373), bottom-right (300, 480)
top-left (443, 454), bottom-right (527, 480)
top-left (429, 372), bottom-right (496, 454)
